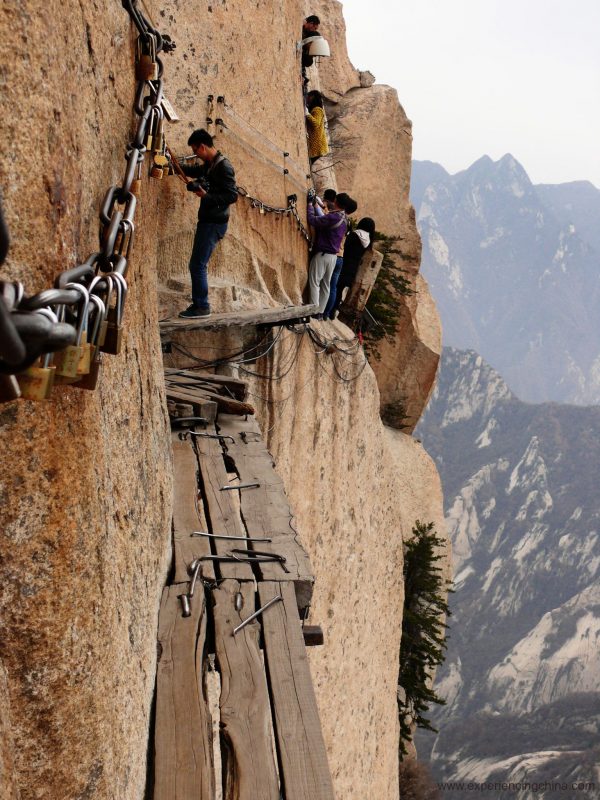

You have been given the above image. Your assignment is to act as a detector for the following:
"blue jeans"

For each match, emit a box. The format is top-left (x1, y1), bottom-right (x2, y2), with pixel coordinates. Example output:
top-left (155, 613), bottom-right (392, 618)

top-left (324, 256), bottom-right (343, 318)
top-left (189, 222), bottom-right (227, 309)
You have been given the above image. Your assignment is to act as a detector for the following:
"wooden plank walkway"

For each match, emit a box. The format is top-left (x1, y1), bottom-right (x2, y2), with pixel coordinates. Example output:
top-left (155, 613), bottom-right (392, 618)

top-left (160, 303), bottom-right (318, 335)
top-left (259, 581), bottom-right (335, 800)
top-left (153, 584), bottom-right (214, 800)
top-left (153, 373), bottom-right (333, 799)
top-left (212, 580), bottom-right (280, 800)
top-left (218, 414), bottom-right (314, 608)
top-left (171, 431), bottom-right (214, 584)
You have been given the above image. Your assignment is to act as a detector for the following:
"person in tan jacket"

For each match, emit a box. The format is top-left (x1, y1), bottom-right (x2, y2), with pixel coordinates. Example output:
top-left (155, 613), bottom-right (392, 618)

top-left (305, 91), bottom-right (329, 164)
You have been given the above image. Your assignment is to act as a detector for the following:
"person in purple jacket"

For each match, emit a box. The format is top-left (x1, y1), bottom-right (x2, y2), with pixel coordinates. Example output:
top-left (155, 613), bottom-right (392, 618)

top-left (306, 191), bottom-right (351, 316)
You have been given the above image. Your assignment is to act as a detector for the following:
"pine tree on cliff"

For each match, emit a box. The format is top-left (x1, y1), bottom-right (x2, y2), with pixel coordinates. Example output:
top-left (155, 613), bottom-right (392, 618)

top-left (398, 520), bottom-right (450, 756)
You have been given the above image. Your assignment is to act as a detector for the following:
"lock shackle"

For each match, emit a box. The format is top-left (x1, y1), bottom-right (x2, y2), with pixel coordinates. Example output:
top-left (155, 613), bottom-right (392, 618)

top-left (21, 288), bottom-right (81, 312)
top-left (65, 283), bottom-right (90, 346)
top-left (89, 275), bottom-right (113, 313)
top-left (107, 274), bottom-right (126, 326)
top-left (1, 280), bottom-right (25, 312)
top-left (109, 255), bottom-right (128, 277)
top-left (88, 295), bottom-right (106, 347)
top-left (33, 307), bottom-right (60, 325)
top-left (54, 264), bottom-right (95, 290)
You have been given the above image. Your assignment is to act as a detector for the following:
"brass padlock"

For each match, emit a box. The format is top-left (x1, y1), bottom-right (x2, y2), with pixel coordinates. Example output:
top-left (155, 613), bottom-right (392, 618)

top-left (86, 276), bottom-right (110, 348)
top-left (135, 34), bottom-right (157, 81)
top-left (0, 374), bottom-right (21, 403)
top-left (131, 159), bottom-right (143, 197)
top-left (54, 283), bottom-right (89, 381)
top-left (75, 346), bottom-right (103, 391)
top-left (101, 274), bottom-right (126, 356)
top-left (18, 353), bottom-right (56, 400)
top-left (73, 294), bottom-right (106, 391)
top-left (76, 330), bottom-right (92, 376)
top-left (150, 164), bottom-right (164, 180)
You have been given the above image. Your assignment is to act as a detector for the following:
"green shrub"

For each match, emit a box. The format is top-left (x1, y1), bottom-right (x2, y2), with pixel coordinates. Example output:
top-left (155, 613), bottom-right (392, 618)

top-left (399, 521), bottom-right (451, 756)
top-left (362, 233), bottom-right (414, 360)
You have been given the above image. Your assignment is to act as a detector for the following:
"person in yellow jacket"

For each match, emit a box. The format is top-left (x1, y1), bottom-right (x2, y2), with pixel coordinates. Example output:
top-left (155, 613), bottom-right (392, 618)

top-left (305, 91), bottom-right (329, 165)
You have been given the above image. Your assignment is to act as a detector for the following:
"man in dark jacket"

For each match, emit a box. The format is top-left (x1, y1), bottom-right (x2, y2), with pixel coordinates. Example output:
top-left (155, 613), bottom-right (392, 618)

top-left (179, 129), bottom-right (237, 318)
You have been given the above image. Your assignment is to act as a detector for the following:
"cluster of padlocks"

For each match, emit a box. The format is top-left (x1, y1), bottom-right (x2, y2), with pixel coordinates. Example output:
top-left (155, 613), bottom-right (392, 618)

top-left (0, 259), bottom-right (127, 402)
top-left (0, 1), bottom-right (176, 403)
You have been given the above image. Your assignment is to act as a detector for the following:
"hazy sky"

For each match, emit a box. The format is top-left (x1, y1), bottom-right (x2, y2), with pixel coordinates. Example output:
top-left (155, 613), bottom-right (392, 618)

top-left (340, 0), bottom-right (600, 186)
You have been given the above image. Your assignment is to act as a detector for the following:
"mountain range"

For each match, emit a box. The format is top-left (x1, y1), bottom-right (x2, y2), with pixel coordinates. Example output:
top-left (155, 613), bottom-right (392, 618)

top-left (410, 156), bottom-right (600, 404)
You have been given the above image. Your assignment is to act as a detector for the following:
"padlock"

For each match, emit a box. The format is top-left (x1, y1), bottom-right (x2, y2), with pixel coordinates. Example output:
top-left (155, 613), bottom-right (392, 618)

top-left (87, 276), bottom-right (111, 348)
top-left (101, 274), bottom-right (126, 356)
top-left (135, 34), bottom-right (157, 81)
top-left (76, 330), bottom-right (92, 376)
top-left (73, 295), bottom-right (105, 391)
top-left (153, 153), bottom-right (169, 169)
top-left (17, 353), bottom-right (56, 400)
top-left (54, 283), bottom-right (89, 381)
top-left (0, 374), bottom-right (21, 403)
top-left (131, 159), bottom-right (143, 197)
top-left (150, 164), bottom-right (164, 180)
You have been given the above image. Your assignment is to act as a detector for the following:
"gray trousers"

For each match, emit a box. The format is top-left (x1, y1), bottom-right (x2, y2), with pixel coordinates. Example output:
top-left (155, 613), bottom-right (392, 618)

top-left (308, 252), bottom-right (337, 313)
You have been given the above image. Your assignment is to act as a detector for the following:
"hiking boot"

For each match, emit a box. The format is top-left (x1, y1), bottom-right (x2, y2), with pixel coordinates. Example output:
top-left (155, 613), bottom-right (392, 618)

top-left (178, 304), bottom-right (211, 319)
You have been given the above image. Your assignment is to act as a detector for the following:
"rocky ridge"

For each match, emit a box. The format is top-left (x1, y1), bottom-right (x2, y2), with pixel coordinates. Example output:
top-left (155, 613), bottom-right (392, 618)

top-left (411, 156), bottom-right (600, 405)
top-left (415, 348), bottom-right (600, 795)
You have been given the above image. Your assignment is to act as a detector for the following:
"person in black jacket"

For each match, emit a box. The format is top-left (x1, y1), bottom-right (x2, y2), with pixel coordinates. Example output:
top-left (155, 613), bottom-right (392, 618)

top-left (178, 129), bottom-right (237, 318)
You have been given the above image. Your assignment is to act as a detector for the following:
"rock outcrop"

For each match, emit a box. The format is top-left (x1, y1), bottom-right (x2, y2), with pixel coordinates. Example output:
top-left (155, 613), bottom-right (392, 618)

top-left (0, 1), bottom-right (447, 798)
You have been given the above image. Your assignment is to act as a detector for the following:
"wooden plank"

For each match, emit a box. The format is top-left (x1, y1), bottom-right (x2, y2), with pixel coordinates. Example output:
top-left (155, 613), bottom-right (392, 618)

top-left (171, 433), bottom-right (215, 583)
top-left (195, 427), bottom-right (254, 581)
top-left (166, 389), bottom-right (218, 424)
top-left (153, 584), bottom-right (214, 800)
top-left (212, 581), bottom-right (280, 800)
top-left (160, 304), bottom-right (318, 334)
top-left (166, 385), bottom-right (254, 417)
top-left (340, 247), bottom-right (383, 318)
top-left (259, 582), bottom-right (334, 800)
top-left (218, 414), bottom-right (314, 608)
top-left (165, 369), bottom-right (249, 401)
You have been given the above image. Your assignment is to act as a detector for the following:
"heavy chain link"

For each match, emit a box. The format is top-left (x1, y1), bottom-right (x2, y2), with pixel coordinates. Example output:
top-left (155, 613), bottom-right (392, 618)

top-left (0, 2), bottom-right (175, 400)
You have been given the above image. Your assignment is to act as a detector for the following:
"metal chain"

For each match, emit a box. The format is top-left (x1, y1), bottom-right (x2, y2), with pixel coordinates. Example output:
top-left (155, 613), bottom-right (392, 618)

top-left (0, 2), bottom-right (175, 399)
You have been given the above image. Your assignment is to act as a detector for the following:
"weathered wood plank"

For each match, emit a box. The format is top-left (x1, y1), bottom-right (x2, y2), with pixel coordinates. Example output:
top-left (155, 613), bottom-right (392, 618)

top-left (218, 414), bottom-right (314, 608)
top-left (166, 389), bottom-right (218, 423)
top-left (166, 384), bottom-right (254, 417)
top-left (195, 428), bottom-right (254, 581)
top-left (340, 247), bottom-right (383, 318)
top-left (171, 433), bottom-right (215, 583)
top-left (259, 582), bottom-right (334, 800)
top-left (153, 584), bottom-right (214, 800)
top-left (160, 304), bottom-right (318, 334)
top-left (212, 581), bottom-right (280, 800)
top-left (164, 369), bottom-right (249, 401)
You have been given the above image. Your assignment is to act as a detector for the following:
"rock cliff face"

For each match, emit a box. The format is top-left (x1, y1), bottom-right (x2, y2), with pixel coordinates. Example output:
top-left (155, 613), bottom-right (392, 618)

top-left (0, 2), bottom-right (445, 798)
